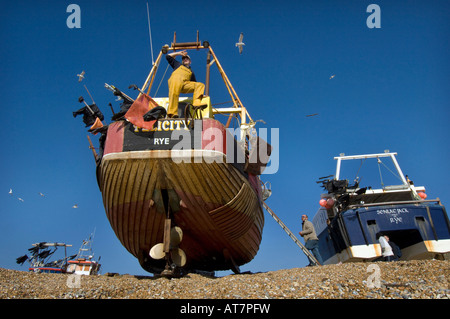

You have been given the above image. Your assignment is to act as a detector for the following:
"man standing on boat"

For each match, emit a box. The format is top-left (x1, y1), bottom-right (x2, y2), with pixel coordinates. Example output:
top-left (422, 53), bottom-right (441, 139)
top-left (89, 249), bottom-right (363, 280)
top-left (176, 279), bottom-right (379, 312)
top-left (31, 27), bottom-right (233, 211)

top-left (166, 50), bottom-right (205, 118)
top-left (299, 214), bottom-right (324, 266)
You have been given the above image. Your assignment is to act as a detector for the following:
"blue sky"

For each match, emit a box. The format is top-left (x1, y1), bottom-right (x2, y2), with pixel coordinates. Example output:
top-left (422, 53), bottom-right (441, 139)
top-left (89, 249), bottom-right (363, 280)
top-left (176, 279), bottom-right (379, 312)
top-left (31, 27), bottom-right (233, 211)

top-left (1, 0), bottom-right (449, 276)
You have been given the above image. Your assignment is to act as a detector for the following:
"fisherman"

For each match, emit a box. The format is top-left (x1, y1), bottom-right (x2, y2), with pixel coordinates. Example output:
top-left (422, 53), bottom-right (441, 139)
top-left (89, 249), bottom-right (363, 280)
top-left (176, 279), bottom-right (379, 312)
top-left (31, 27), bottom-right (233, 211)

top-left (166, 50), bottom-right (205, 118)
top-left (377, 232), bottom-right (395, 261)
top-left (299, 214), bottom-right (323, 266)
top-left (385, 235), bottom-right (402, 261)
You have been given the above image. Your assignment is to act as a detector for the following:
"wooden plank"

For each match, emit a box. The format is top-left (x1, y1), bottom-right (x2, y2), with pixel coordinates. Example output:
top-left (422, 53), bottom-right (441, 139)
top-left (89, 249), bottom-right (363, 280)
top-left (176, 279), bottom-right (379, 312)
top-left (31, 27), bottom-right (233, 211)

top-left (135, 160), bottom-right (152, 255)
top-left (129, 160), bottom-right (142, 255)
top-left (110, 161), bottom-right (127, 239)
top-left (124, 160), bottom-right (140, 255)
top-left (202, 162), bottom-right (233, 202)
top-left (118, 161), bottom-right (133, 251)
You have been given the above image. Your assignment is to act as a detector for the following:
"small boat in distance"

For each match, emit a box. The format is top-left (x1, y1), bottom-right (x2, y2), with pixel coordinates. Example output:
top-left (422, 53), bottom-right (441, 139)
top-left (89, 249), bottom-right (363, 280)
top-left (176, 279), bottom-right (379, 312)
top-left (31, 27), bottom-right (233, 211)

top-left (16, 242), bottom-right (74, 273)
top-left (66, 232), bottom-right (101, 275)
top-left (313, 151), bottom-right (450, 264)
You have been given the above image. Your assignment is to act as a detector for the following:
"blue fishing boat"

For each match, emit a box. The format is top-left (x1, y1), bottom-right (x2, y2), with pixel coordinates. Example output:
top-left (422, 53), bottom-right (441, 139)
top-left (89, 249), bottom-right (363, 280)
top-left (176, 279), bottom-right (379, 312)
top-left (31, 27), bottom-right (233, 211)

top-left (313, 151), bottom-right (450, 264)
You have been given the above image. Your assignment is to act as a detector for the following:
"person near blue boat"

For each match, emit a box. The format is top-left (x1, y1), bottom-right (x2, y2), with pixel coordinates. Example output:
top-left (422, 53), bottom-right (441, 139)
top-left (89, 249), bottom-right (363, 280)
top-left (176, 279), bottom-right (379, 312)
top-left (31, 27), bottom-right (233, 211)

top-left (299, 214), bottom-right (324, 266)
top-left (377, 232), bottom-right (395, 261)
top-left (386, 235), bottom-right (402, 261)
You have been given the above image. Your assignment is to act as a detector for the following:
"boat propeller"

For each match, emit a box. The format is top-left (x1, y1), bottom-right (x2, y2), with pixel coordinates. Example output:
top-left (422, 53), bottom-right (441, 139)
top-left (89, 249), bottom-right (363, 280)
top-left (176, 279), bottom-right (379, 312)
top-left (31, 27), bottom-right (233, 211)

top-left (149, 226), bottom-right (186, 268)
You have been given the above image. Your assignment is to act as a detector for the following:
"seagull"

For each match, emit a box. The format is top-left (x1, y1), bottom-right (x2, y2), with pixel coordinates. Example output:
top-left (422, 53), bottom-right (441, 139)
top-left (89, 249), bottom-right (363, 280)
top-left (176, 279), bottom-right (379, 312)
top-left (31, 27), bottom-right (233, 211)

top-left (77, 70), bottom-right (85, 82)
top-left (306, 113), bottom-right (319, 117)
top-left (72, 204), bottom-right (78, 208)
top-left (18, 198), bottom-right (24, 202)
top-left (236, 33), bottom-right (245, 54)
top-left (329, 75), bottom-right (335, 79)
top-left (9, 189), bottom-right (12, 195)
top-left (38, 192), bottom-right (45, 197)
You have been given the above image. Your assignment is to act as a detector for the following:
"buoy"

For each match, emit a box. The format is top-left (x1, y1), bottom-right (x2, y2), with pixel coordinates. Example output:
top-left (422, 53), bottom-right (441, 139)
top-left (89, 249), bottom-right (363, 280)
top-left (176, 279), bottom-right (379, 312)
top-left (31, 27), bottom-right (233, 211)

top-left (326, 198), bottom-right (335, 209)
top-left (418, 192), bottom-right (427, 199)
top-left (319, 199), bottom-right (327, 207)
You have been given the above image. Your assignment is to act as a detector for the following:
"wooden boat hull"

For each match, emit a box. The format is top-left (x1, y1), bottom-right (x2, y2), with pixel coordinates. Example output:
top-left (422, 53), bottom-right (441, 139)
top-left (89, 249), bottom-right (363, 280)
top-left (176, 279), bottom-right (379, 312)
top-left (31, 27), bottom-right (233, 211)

top-left (98, 119), bottom-right (265, 273)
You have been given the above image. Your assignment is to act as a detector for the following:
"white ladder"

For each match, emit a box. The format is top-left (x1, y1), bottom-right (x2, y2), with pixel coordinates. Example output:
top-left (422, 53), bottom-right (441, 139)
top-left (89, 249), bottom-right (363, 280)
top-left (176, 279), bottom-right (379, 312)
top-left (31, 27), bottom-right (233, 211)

top-left (263, 202), bottom-right (321, 266)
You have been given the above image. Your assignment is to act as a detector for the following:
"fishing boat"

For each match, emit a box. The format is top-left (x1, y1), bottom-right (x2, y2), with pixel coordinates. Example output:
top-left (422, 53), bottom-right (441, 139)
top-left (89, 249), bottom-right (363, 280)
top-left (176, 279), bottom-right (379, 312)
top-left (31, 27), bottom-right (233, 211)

top-left (16, 242), bottom-right (75, 273)
top-left (88, 35), bottom-right (272, 275)
top-left (312, 151), bottom-right (450, 265)
top-left (66, 232), bottom-right (101, 275)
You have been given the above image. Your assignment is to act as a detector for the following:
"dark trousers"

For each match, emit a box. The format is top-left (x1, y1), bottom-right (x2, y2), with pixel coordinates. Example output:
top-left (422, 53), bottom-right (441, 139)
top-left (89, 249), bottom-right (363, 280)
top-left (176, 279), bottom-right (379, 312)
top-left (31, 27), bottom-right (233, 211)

top-left (305, 239), bottom-right (324, 265)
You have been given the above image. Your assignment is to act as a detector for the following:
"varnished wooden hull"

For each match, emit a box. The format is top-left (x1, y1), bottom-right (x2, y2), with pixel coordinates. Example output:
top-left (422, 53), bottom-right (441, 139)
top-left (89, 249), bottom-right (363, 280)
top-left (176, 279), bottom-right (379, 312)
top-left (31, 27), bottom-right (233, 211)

top-left (98, 120), bottom-right (265, 273)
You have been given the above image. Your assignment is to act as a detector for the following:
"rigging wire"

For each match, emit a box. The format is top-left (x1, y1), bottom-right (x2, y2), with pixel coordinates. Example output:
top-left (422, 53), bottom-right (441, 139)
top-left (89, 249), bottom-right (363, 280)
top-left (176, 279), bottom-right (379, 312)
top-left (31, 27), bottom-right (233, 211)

top-left (146, 2), bottom-right (155, 66)
top-left (354, 158), bottom-right (366, 183)
top-left (378, 158), bottom-right (403, 182)
top-left (355, 157), bottom-right (404, 189)
top-left (154, 63), bottom-right (170, 96)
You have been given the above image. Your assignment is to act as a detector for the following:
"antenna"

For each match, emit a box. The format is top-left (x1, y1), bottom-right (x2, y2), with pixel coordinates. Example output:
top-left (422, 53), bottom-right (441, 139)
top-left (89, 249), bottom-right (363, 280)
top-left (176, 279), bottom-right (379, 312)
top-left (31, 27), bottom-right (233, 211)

top-left (146, 2), bottom-right (155, 66)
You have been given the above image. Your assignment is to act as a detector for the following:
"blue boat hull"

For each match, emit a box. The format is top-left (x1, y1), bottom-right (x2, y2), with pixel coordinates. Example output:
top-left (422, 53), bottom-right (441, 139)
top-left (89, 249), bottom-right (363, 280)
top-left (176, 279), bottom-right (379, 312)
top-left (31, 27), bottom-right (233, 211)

top-left (314, 201), bottom-right (450, 264)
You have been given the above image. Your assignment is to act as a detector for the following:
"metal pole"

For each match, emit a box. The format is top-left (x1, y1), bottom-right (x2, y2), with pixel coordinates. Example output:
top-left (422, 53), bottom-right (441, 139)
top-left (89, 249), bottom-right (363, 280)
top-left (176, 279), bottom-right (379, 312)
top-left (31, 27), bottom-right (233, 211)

top-left (87, 135), bottom-right (98, 162)
top-left (141, 50), bottom-right (163, 97)
top-left (205, 50), bottom-right (211, 96)
top-left (390, 153), bottom-right (408, 185)
top-left (208, 46), bottom-right (252, 124)
top-left (335, 157), bottom-right (342, 180)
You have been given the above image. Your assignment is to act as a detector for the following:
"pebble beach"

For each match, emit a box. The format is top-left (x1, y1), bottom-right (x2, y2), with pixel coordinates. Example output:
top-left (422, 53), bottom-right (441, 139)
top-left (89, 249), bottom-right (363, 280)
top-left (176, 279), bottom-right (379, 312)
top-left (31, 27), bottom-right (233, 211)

top-left (1, 260), bottom-right (448, 300)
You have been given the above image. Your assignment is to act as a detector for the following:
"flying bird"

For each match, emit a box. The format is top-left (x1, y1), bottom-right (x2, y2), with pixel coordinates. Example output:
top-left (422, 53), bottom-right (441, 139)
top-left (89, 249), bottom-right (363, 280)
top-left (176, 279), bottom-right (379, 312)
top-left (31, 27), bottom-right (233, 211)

top-left (236, 33), bottom-right (245, 54)
top-left (18, 198), bottom-right (24, 202)
top-left (9, 189), bottom-right (12, 195)
top-left (38, 192), bottom-right (45, 197)
top-left (77, 70), bottom-right (85, 82)
top-left (72, 204), bottom-right (78, 208)
top-left (329, 75), bottom-right (335, 79)
top-left (306, 113), bottom-right (319, 117)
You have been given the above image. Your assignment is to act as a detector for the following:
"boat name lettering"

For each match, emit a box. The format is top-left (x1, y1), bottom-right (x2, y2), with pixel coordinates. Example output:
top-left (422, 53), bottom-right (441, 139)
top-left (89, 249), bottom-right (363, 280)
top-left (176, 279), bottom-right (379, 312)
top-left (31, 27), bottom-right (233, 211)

top-left (154, 137), bottom-right (170, 145)
top-left (133, 119), bottom-right (191, 133)
top-left (376, 208), bottom-right (409, 215)
top-left (390, 216), bottom-right (403, 224)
